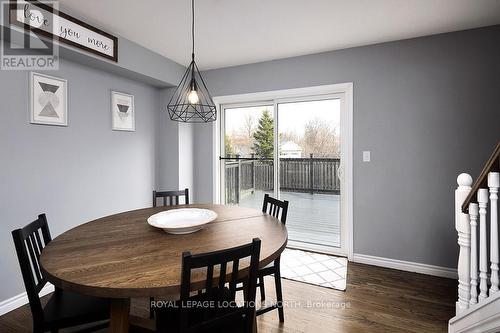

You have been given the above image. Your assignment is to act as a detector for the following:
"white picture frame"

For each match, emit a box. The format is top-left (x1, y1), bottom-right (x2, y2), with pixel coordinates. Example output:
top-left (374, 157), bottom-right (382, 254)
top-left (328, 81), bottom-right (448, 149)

top-left (111, 91), bottom-right (135, 131)
top-left (30, 72), bottom-right (68, 126)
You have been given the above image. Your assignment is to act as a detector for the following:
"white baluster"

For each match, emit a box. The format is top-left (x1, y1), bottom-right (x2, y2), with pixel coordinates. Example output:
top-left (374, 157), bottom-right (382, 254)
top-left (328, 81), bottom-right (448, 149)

top-left (469, 203), bottom-right (479, 306)
top-left (478, 188), bottom-right (489, 301)
top-left (489, 172), bottom-right (499, 294)
top-left (456, 173), bottom-right (472, 313)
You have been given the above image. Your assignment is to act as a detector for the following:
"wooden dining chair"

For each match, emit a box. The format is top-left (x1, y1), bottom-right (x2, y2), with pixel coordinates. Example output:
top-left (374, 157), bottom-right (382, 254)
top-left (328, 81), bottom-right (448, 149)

top-left (12, 214), bottom-right (110, 333)
top-left (155, 238), bottom-right (261, 333)
top-left (256, 193), bottom-right (289, 322)
top-left (153, 188), bottom-right (190, 207)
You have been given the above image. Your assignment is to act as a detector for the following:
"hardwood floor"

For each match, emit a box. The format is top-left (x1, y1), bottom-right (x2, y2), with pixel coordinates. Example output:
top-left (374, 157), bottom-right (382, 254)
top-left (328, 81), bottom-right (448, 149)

top-left (0, 262), bottom-right (456, 333)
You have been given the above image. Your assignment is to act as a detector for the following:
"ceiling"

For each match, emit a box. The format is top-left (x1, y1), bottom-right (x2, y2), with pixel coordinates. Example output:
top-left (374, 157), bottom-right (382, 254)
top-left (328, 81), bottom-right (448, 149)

top-left (59, 0), bottom-right (500, 70)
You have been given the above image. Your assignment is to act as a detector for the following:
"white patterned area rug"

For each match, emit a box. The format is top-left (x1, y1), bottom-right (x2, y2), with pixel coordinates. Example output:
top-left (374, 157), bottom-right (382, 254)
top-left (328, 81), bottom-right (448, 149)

top-left (280, 248), bottom-right (347, 291)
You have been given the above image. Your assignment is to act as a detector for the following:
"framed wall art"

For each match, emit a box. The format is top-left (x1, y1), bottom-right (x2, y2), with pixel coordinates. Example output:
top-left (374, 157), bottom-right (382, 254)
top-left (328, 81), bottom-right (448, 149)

top-left (111, 91), bottom-right (135, 131)
top-left (30, 72), bottom-right (68, 126)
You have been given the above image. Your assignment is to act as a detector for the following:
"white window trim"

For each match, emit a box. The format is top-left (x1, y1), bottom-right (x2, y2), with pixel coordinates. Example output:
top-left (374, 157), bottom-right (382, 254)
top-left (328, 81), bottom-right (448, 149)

top-left (212, 83), bottom-right (353, 260)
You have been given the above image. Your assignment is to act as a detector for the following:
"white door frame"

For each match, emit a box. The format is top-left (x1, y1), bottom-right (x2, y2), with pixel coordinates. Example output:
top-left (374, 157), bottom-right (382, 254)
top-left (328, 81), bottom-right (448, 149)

top-left (212, 83), bottom-right (353, 259)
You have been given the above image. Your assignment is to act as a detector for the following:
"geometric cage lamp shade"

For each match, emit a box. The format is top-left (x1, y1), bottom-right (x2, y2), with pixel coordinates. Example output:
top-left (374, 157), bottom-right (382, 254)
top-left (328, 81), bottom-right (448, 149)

top-left (166, 55), bottom-right (217, 123)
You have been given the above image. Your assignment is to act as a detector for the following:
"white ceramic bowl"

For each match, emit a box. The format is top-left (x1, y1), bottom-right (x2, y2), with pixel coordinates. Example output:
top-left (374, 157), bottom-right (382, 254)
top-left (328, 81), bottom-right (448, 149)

top-left (147, 208), bottom-right (217, 234)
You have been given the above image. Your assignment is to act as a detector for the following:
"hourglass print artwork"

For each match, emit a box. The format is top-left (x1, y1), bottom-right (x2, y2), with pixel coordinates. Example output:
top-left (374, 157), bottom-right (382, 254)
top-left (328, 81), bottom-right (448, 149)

top-left (111, 91), bottom-right (135, 131)
top-left (30, 72), bottom-right (68, 126)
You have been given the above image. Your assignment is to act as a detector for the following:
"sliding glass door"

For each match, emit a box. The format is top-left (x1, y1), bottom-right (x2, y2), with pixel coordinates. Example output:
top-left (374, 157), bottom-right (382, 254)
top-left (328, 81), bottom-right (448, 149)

top-left (220, 94), bottom-right (346, 254)
top-left (277, 98), bottom-right (341, 248)
top-left (222, 104), bottom-right (274, 210)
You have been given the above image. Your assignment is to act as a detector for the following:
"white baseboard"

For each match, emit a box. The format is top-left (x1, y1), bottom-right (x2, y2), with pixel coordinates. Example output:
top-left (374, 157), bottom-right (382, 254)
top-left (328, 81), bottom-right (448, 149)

top-left (352, 253), bottom-right (457, 279)
top-left (0, 283), bottom-right (54, 316)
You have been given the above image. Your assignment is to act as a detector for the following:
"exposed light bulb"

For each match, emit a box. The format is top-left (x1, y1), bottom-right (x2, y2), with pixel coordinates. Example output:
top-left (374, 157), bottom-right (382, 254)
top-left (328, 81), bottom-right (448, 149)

top-left (188, 89), bottom-right (199, 104)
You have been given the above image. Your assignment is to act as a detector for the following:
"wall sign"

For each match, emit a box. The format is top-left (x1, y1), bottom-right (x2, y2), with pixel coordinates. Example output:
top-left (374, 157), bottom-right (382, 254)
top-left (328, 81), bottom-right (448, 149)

top-left (10, 0), bottom-right (118, 62)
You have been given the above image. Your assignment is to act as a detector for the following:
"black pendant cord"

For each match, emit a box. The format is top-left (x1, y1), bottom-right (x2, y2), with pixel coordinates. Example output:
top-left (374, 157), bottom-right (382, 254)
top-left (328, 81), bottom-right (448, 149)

top-left (191, 0), bottom-right (195, 60)
top-left (190, 0), bottom-right (195, 85)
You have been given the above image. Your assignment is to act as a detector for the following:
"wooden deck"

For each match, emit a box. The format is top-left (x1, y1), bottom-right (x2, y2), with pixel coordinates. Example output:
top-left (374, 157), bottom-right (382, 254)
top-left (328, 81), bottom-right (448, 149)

top-left (239, 190), bottom-right (341, 248)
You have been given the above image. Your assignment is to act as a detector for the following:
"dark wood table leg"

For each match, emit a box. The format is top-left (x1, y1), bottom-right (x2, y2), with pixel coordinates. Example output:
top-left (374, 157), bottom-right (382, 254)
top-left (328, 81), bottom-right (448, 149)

top-left (110, 298), bottom-right (130, 333)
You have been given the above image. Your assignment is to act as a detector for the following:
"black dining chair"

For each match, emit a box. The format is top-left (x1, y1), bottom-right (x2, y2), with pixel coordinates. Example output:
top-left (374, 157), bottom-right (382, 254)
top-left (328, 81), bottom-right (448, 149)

top-left (153, 189), bottom-right (190, 207)
top-left (11, 214), bottom-right (110, 333)
top-left (256, 194), bottom-right (288, 322)
top-left (155, 238), bottom-right (261, 333)
top-left (150, 188), bottom-right (190, 318)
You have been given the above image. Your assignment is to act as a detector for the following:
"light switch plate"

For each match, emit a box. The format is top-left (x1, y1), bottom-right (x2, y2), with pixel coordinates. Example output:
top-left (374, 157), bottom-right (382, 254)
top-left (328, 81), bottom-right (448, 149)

top-left (363, 151), bottom-right (371, 162)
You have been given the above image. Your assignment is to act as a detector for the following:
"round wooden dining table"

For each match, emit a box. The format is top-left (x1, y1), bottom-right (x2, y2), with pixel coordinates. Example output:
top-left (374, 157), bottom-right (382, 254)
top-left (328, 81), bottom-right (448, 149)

top-left (40, 204), bottom-right (288, 333)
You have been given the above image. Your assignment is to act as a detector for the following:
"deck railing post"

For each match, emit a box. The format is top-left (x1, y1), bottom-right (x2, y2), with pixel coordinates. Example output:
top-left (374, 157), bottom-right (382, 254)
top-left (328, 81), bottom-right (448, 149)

top-left (251, 154), bottom-right (256, 193)
top-left (455, 173), bottom-right (472, 313)
top-left (225, 155), bottom-right (230, 204)
top-left (309, 153), bottom-right (314, 194)
top-left (236, 155), bottom-right (241, 204)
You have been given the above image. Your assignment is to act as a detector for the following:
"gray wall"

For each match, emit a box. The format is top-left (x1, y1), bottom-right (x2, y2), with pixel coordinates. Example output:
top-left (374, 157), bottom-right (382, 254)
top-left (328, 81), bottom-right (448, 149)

top-left (157, 88), bottom-right (180, 190)
top-left (194, 25), bottom-right (500, 269)
top-left (0, 56), bottom-right (162, 301)
top-left (157, 88), bottom-right (195, 197)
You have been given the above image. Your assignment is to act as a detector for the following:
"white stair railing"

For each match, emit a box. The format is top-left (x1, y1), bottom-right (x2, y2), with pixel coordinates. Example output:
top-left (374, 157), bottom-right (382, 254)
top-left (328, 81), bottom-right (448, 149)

top-left (489, 172), bottom-right (499, 294)
top-left (450, 143), bottom-right (500, 333)
top-left (455, 173), bottom-right (472, 313)
top-left (469, 203), bottom-right (478, 306)
top-left (478, 188), bottom-right (489, 301)
top-left (454, 171), bottom-right (500, 313)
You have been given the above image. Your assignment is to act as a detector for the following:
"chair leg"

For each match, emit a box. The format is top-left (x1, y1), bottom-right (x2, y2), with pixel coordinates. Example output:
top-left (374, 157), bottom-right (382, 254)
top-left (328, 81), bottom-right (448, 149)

top-left (274, 266), bottom-right (284, 322)
top-left (149, 296), bottom-right (154, 319)
top-left (33, 321), bottom-right (44, 333)
top-left (259, 276), bottom-right (266, 301)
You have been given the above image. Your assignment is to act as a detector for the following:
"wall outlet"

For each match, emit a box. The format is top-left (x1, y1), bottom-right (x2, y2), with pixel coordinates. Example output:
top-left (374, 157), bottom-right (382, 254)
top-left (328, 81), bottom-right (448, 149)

top-left (363, 151), bottom-right (371, 162)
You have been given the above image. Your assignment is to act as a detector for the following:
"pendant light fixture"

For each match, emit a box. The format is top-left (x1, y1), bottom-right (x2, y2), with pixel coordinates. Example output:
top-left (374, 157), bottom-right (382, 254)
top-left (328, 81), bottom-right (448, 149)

top-left (167, 0), bottom-right (216, 123)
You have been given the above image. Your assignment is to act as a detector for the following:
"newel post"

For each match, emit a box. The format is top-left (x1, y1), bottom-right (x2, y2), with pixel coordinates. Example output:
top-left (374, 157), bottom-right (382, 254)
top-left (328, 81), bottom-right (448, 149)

top-left (455, 173), bottom-right (472, 313)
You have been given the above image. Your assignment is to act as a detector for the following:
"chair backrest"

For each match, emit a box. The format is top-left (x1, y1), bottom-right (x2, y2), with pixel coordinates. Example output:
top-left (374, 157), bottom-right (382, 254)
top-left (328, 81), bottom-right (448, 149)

top-left (153, 188), bottom-right (190, 207)
top-left (178, 238), bottom-right (261, 333)
top-left (262, 194), bottom-right (289, 224)
top-left (11, 214), bottom-right (52, 326)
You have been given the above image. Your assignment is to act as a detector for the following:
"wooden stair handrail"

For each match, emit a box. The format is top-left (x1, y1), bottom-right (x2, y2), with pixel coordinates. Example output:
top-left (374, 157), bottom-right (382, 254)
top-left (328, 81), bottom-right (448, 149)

top-left (462, 142), bottom-right (500, 213)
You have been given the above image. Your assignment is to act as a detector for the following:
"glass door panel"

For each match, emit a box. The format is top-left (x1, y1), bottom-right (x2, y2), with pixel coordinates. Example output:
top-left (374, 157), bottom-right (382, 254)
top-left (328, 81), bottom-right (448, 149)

top-left (222, 105), bottom-right (274, 210)
top-left (277, 99), bottom-right (341, 248)
top-left (221, 98), bottom-right (343, 251)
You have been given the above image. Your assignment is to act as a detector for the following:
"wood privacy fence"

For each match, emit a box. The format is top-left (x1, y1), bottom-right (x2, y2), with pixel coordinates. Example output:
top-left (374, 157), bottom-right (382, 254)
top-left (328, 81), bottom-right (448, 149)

top-left (224, 155), bottom-right (340, 204)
